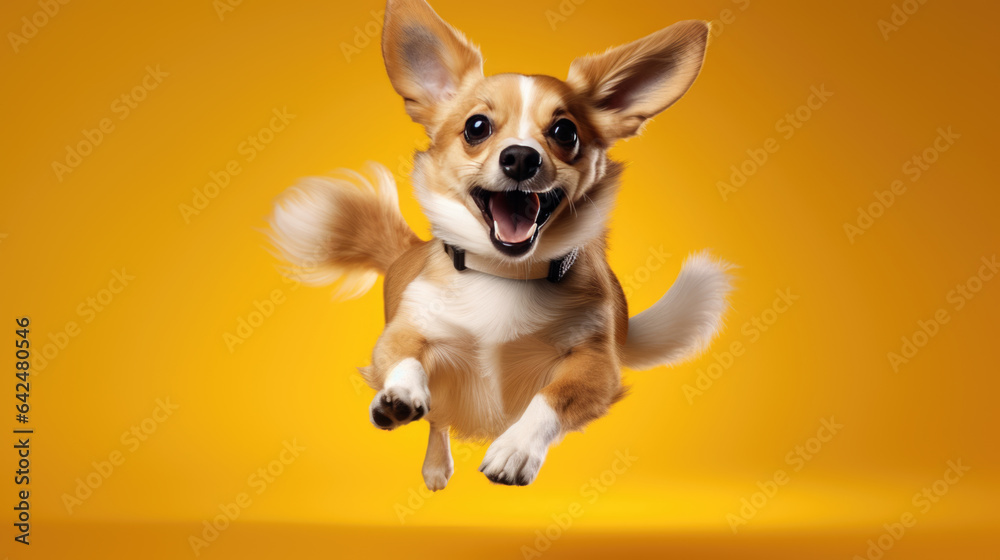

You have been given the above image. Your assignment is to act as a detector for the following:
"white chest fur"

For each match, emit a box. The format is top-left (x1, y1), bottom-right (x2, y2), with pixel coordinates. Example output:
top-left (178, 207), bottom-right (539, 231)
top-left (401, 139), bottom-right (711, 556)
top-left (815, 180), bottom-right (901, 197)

top-left (401, 271), bottom-right (564, 345)
top-left (396, 269), bottom-right (577, 437)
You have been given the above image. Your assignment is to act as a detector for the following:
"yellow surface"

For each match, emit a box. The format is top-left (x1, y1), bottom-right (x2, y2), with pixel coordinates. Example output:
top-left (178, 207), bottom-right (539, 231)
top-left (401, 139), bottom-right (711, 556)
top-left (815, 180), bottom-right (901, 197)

top-left (1, 0), bottom-right (997, 558)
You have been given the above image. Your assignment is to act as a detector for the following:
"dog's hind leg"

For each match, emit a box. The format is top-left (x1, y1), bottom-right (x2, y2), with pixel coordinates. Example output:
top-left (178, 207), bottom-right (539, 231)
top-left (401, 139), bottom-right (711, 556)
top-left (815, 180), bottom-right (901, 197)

top-left (480, 343), bottom-right (621, 486)
top-left (422, 423), bottom-right (453, 491)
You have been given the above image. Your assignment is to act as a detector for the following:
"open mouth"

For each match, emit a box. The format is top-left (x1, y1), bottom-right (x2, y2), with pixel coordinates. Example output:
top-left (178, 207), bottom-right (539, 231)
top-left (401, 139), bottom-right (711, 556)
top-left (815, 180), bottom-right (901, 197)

top-left (471, 187), bottom-right (564, 256)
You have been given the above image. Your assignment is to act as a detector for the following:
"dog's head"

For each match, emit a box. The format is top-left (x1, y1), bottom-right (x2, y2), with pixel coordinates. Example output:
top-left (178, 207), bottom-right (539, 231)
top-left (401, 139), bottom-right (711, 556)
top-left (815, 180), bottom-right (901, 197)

top-left (382, 0), bottom-right (708, 262)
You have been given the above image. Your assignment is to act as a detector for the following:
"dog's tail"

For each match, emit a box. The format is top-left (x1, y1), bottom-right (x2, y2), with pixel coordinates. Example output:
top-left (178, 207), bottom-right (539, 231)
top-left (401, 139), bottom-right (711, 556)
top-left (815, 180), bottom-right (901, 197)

top-left (621, 252), bottom-right (735, 370)
top-left (266, 162), bottom-right (420, 298)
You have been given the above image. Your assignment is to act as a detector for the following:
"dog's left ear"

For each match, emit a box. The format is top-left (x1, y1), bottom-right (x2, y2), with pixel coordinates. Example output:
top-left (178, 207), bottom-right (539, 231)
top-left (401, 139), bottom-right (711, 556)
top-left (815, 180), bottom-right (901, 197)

top-left (382, 0), bottom-right (484, 129)
top-left (567, 20), bottom-right (709, 140)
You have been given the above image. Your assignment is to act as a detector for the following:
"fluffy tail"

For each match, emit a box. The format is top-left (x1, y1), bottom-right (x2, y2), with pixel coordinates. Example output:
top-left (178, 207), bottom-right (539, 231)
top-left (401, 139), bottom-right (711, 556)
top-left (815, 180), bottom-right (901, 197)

top-left (621, 252), bottom-right (735, 370)
top-left (267, 162), bottom-right (420, 298)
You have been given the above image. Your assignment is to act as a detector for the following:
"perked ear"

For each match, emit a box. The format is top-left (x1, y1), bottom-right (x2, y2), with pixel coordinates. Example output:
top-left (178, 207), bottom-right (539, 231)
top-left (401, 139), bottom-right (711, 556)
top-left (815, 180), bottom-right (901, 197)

top-left (567, 20), bottom-right (710, 140)
top-left (382, 0), bottom-right (483, 127)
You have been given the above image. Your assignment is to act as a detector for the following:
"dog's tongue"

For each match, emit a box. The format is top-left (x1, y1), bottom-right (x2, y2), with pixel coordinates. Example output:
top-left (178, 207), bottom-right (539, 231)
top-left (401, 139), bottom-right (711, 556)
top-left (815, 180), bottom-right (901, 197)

top-left (490, 191), bottom-right (540, 244)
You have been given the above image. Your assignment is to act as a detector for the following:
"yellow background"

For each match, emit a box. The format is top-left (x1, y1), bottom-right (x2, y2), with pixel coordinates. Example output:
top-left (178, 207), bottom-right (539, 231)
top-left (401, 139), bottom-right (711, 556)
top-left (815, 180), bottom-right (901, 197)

top-left (2, 0), bottom-right (997, 558)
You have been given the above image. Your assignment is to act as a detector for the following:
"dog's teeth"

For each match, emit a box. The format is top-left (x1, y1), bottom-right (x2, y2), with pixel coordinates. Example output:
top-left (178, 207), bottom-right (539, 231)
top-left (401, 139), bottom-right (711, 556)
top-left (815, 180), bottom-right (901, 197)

top-left (493, 220), bottom-right (502, 241)
top-left (526, 223), bottom-right (537, 238)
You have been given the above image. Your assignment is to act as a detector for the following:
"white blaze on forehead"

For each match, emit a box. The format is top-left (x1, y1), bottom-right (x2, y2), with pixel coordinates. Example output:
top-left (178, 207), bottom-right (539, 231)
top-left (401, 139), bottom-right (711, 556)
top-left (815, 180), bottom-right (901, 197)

top-left (518, 75), bottom-right (535, 139)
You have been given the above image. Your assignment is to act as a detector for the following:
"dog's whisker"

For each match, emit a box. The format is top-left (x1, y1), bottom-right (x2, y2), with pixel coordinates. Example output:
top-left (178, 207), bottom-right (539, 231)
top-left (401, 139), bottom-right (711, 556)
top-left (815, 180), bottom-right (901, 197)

top-left (582, 193), bottom-right (602, 220)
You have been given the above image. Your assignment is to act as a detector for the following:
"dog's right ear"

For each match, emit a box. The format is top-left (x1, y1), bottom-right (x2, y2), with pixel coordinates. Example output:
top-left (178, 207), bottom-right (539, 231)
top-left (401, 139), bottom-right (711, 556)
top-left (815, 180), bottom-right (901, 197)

top-left (382, 0), bottom-right (483, 129)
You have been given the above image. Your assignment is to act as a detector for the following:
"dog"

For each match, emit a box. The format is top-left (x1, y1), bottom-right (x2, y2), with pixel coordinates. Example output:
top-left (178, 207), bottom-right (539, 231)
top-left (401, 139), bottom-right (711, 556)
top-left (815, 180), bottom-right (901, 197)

top-left (268, 0), bottom-right (733, 489)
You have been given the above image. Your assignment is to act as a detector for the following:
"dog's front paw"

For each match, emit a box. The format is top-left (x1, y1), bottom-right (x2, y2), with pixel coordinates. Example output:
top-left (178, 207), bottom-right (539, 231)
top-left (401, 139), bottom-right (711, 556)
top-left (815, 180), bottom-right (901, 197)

top-left (369, 386), bottom-right (428, 430)
top-left (369, 358), bottom-right (429, 430)
top-left (479, 434), bottom-right (547, 486)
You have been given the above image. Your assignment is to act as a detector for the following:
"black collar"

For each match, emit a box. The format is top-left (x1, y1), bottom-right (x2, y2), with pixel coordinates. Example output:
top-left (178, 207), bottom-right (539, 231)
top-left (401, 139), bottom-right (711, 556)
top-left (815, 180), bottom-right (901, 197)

top-left (442, 241), bottom-right (579, 283)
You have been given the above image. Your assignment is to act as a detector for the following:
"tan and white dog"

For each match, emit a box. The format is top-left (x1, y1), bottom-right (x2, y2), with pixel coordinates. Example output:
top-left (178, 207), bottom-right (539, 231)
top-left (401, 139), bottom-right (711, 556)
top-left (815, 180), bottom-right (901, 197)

top-left (268, 0), bottom-right (733, 489)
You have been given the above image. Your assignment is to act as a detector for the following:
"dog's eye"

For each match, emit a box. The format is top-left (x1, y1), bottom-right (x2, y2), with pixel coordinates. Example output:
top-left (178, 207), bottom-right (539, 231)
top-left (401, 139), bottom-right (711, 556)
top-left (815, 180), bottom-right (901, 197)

top-left (549, 118), bottom-right (578, 148)
top-left (464, 114), bottom-right (492, 145)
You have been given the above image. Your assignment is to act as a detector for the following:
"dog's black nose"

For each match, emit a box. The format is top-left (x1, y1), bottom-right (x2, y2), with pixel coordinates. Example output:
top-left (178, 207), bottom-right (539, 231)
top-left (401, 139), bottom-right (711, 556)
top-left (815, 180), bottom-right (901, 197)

top-left (499, 145), bottom-right (541, 182)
